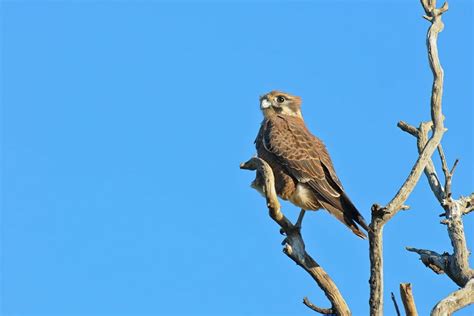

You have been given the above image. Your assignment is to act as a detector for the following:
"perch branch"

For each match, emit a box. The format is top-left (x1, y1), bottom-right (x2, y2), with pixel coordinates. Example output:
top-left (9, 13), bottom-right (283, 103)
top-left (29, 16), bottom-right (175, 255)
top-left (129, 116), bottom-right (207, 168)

top-left (369, 2), bottom-right (449, 315)
top-left (399, 283), bottom-right (419, 316)
top-left (241, 157), bottom-right (350, 315)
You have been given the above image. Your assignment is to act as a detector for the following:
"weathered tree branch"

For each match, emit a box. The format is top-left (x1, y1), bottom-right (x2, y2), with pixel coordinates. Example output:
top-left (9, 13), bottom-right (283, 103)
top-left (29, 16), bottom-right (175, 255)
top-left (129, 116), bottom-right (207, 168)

top-left (401, 113), bottom-right (473, 290)
top-left (400, 120), bottom-right (474, 288)
top-left (439, 200), bottom-right (474, 287)
top-left (396, 2), bottom-right (474, 314)
top-left (398, 121), bottom-right (444, 202)
top-left (407, 201), bottom-right (473, 286)
top-left (461, 193), bottom-right (474, 215)
top-left (241, 157), bottom-right (350, 315)
top-left (242, 1), bottom-right (471, 314)
top-left (369, 1), bottom-right (450, 315)
top-left (406, 247), bottom-right (447, 275)
top-left (400, 283), bottom-right (419, 316)
top-left (431, 278), bottom-right (474, 316)
top-left (303, 297), bottom-right (335, 315)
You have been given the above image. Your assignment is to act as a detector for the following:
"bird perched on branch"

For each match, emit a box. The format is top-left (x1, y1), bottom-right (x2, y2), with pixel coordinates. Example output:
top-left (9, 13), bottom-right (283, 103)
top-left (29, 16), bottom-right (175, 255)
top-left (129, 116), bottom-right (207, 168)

top-left (253, 91), bottom-right (369, 239)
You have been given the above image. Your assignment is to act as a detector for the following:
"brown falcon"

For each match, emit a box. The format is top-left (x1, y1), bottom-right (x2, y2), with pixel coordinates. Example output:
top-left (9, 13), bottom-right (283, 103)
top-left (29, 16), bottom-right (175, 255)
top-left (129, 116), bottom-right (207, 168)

top-left (253, 91), bottom-right (369, 239)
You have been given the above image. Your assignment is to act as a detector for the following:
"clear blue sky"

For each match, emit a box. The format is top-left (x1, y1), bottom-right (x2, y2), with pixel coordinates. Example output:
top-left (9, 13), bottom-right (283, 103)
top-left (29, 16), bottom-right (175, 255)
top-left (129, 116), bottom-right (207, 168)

top-left (1, 1), bottom-right (472, 315)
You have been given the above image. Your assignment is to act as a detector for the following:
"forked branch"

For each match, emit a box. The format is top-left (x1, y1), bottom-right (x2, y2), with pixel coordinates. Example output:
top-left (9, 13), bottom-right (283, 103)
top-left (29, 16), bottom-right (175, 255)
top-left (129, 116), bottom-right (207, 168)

top-left (368, 1), bottom-right (449, 315)
top-left (400, 89), bottom-right (473, 314)
top-left (397, 1), bottom-right (473, 315)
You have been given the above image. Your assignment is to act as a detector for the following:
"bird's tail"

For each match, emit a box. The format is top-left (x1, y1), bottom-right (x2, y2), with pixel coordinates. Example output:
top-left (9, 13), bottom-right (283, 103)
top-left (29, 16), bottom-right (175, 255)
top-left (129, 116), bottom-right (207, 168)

top-left (341, 192), bottom-right (369, 239)
top-left (319, 194), bottom-right (369, 239)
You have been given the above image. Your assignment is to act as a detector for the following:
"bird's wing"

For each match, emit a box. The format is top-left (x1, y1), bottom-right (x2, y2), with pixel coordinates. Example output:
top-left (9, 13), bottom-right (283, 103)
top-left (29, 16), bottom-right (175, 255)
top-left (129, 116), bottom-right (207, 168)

top-left (262, 115), bottom-right (368, 238)
top-left (262, 115), bottom-right (343, 204)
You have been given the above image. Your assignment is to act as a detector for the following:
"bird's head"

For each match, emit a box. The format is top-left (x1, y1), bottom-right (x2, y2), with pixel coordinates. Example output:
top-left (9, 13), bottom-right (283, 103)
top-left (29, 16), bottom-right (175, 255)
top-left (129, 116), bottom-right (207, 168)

top-left (259, 91), bottom-right (303, 119)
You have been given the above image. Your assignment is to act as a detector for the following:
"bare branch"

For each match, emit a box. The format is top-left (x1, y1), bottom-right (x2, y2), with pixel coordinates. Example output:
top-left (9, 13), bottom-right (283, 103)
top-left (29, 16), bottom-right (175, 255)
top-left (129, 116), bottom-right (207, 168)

top-left (438, 145), bottom-right (449, 178)
top-left (241, 157), bottom-right (351, 315)
top-left (369, 207), bottom-right (385, 316)
top-left (406, 200), bottom-right (474, 293)
top-left (397, 121), bottom-right (418, 136)
top-left (445, 157), bottom-right (459, 198)
top-left (463, 208), bottom-right (474, 216)
top-left (369, 2), bottom-right (449, 315)
top-left (406, 199), bottom-right (474, 287)
top-left (399, 121), bottom-right (445, 203)
top-left (381, 0), bottom-right (448, 217)
top-left (419, 124), bottom-right (445, 201)
top-left (406, 247), bottom-right (447, 275)
top-left (240, 158), bottom-right (293, 231)
top-left (431, 278), bottom-right (474, 316)
top-left (436, 145), bottom-right (458, 198)
top-left (449, 159), bottom-right (459, 175)
top-left (444, 201), bottom-right (474, 286)
top-left (383, 124), bottom-right (444, 218)
top-left (303, 297), bottom-right (334, 315)
top-left (439, 1), bottom-right (449, 14)
top-left (399, 283), bottom-right (419, 316)
top-left (391, 292), bottom-right (401, 316)
top-left (461, 193), bottom-right (474, 215)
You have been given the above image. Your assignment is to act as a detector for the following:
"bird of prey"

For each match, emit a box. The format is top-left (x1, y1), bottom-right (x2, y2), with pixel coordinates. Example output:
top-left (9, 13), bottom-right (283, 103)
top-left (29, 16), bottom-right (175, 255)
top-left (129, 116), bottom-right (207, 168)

top-left (253, 91), bottom-right (369, 239)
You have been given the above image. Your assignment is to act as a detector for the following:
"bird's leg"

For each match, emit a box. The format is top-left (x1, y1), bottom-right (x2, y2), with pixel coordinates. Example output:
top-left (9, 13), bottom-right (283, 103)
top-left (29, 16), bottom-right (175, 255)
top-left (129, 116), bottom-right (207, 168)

top-left (280, 209), bottom-right (306, 235)
top-left (295, 209), bottom-right (306, 231)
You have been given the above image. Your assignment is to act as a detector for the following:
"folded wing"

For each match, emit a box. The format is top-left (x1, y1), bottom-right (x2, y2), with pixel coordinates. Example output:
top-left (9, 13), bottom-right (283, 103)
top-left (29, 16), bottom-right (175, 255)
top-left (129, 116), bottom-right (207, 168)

top-left (262, 115), bottom-right (369, 238)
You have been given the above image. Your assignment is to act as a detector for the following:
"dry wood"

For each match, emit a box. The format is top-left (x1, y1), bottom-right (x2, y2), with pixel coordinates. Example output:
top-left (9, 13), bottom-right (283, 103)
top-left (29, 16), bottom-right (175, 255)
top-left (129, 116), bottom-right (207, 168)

top-left (241, 1), bottom-right (472, 314)
top-left (241, 157), bottom-right (350, 315)
top-left (303, 296), bottom-right (337, 314)
top-left (402, 118), bottom-right (473, 291)
top-left (369, 1), bottom-right (450, 315)
top-left (431, 278), bottom-right (474, 316)
top-left (395, 1), bottom-right (474, 315)
top-left (397, 121), bottom-right (444, 201)
top-left (400, 283), bottom-right (418, 316)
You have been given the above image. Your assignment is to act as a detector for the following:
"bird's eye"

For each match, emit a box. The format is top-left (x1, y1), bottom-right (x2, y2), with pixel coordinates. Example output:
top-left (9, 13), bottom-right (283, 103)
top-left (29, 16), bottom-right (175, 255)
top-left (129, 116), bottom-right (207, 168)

top-left (276, 96), bottom-right (285, 103)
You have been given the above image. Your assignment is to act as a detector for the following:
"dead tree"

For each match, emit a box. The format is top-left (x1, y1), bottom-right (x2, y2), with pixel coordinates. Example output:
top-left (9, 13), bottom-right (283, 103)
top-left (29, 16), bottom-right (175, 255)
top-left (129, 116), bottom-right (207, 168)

top-left (369, 0), bottom-right (473, 315)
top-left (241, 1), bottom-right (472, 315)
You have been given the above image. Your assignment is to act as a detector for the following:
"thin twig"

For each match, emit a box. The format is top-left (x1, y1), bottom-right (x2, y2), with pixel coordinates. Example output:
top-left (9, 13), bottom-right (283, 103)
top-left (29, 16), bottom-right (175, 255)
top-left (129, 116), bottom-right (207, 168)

top-left (303, 297), bottom-right (335, 315)
top-left (391, 292), bottom-right (401, 316)
top-left (450, 159), bottom-right (459, 175)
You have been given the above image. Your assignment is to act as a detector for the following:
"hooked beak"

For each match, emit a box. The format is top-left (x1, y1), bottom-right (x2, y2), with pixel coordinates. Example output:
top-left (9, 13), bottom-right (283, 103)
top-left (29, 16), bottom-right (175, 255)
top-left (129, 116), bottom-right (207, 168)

top-left (260, 98), bottom-right (272, 109)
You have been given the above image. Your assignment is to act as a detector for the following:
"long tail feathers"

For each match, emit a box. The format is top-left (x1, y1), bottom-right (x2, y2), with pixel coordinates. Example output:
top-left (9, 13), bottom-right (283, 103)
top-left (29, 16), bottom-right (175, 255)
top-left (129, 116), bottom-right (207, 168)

top-left (319, 194), bottom-right (369, 240)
